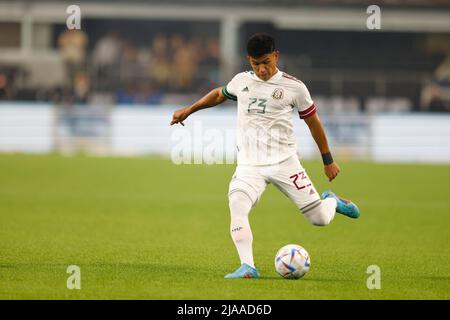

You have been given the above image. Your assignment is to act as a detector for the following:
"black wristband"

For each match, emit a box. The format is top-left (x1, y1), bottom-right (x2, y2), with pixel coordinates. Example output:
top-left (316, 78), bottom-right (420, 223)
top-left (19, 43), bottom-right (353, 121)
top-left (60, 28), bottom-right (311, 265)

top-left (321, 152), bottom-right (334, 165)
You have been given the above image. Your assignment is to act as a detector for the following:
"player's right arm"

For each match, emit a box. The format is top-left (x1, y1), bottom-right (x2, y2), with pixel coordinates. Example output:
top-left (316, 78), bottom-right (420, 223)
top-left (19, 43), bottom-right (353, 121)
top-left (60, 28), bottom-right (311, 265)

top-left (293, 82), bottom-right (340, 182)
top-left (170, 86), bottom-right (228, 126)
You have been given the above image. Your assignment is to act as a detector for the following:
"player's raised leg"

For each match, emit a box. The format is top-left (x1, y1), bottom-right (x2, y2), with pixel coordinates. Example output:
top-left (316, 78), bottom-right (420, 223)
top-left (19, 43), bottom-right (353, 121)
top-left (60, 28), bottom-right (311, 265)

top-left (268, 155), bottom-right (337, 226)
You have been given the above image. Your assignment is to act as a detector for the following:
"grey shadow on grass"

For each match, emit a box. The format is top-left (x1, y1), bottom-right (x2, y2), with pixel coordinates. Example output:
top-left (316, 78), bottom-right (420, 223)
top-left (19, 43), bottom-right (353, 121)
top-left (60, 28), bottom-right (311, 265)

top-left (259, 275), bottom-right (358, 282)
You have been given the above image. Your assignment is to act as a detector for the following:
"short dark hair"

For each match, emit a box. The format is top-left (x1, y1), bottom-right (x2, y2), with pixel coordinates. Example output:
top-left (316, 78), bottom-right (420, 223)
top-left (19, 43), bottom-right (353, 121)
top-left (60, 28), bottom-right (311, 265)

top-left (246, 33), bottom-right (275, 58)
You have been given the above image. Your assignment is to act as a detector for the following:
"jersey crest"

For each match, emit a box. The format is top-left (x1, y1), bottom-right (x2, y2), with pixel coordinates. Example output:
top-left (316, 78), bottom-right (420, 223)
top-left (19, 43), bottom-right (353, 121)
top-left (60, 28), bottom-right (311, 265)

top-left (271, 88), bottom-right (284, 100)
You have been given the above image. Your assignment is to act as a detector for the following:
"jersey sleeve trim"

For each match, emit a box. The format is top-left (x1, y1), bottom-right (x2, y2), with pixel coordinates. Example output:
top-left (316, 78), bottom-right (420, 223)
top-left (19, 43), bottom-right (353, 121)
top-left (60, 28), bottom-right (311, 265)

top-left (222, 86), bottom-right (237, 101)
top-left (299, 103), bottom-right (317, 119)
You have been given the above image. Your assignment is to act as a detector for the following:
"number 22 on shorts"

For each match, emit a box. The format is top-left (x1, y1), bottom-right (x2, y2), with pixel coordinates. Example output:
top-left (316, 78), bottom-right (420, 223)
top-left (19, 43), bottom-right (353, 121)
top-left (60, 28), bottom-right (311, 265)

top-left (290, 171), bottom-right (311, 190)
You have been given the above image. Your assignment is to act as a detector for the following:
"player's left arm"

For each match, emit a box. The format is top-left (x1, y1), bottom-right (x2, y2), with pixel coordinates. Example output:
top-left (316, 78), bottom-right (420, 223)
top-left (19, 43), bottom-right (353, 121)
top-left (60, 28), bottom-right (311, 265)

top-left (303, 113), bottom-right (340, 182)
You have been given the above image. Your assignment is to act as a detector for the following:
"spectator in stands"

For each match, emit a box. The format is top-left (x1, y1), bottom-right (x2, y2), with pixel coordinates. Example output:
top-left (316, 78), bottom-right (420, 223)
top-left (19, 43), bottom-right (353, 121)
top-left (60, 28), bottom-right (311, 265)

top-left (200, 37), bottom-right (222, 85)
top-left (167, 34), bottom-right (198, 92)
top-left (73, 72), bottom-right (90, 104)
top-left (203, 37), bottom-right (221, 68)
top-left (0, 73), bottom-right (14, 100)
top-left (58, 29), bottom-right (88, 91)
top-left (92, 32), bottom-right (122, 89)
top-left (428, 83), bottom-right (448, 112)
top-left (422, 53), bottom-right (450, 112)
top-left (120, 40), bottom-right (141, 83)
top-left (169, 33), bottom-right (185, 58)
top-left (149, 34), bottom-right (171, 91)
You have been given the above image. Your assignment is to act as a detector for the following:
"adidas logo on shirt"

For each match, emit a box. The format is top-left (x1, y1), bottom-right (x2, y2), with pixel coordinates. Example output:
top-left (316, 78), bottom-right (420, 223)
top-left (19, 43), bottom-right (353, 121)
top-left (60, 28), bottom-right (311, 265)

top-left (242, 87), bottom-right (249, 92)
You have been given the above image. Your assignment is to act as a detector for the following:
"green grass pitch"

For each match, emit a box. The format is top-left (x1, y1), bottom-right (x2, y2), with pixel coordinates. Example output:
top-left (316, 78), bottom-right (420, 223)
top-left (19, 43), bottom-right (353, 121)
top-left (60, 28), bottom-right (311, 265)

top-left (0, 154), bottom-right (449, 299)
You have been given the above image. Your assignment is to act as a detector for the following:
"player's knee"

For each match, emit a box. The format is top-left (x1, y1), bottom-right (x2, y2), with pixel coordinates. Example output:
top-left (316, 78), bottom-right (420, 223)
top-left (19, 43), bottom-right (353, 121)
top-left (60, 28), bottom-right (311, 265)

top-left (228, 190), bottom-right (253, 217)
top-left (228, 191), bottom-right (245, 208)
top-left (303, 204), bottom-right (331, 226)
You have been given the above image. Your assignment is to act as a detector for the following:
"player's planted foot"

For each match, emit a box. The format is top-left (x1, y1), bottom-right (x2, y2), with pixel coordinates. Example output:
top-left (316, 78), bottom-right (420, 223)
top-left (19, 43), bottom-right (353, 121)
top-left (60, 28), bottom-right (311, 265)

top-left (322, 190), bottom-right (360, 219)
top-left (224, 263), bottom-right (260, 279)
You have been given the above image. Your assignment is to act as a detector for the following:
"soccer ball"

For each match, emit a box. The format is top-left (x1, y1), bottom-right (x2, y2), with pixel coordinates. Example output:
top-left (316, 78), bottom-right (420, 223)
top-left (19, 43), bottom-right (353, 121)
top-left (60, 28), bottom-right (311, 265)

top-left (274, 244), bottom-right (310, 279)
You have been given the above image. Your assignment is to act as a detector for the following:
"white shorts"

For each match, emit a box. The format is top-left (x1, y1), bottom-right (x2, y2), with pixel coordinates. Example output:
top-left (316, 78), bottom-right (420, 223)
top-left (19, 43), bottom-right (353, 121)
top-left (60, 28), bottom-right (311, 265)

top-left (228, 155), bottom-right (321, 213)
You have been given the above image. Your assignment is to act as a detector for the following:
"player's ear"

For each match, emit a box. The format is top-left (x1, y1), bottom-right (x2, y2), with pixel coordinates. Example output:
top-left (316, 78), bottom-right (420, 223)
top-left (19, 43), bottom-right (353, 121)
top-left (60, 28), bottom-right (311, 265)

top-left (273, 51), bottom-right (280, 62)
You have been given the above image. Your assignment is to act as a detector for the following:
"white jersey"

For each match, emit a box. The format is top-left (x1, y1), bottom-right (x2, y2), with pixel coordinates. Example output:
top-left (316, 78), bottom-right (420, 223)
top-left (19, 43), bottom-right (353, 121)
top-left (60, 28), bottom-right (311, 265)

top-left (222, 69), bottom-right (316, 166)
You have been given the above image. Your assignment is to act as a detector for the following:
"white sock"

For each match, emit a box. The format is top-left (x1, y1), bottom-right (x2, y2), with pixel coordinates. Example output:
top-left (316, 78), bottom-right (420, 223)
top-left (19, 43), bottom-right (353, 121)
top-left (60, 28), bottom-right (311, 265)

top-left (304, 198), bottom-right (337, 226)
top-left (229, 191), bottom-right (255, 268)
top-left (323, 197), bottom-right (337, 222)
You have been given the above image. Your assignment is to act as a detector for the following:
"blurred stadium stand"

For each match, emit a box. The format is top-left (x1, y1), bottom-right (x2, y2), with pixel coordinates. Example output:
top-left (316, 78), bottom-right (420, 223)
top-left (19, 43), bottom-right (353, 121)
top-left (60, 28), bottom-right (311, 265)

top-left (0, 0), bottom-right (449, 112)
top-left (0, 0), bottom-right (449, 161)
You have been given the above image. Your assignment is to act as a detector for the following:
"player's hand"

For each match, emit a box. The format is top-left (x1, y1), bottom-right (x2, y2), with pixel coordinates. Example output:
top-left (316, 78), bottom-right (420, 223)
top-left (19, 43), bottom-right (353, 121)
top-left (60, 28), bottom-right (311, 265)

top-left (170, 107), bottom-right (191, 126)
top-left (324, 162), bottom-right (340, 182)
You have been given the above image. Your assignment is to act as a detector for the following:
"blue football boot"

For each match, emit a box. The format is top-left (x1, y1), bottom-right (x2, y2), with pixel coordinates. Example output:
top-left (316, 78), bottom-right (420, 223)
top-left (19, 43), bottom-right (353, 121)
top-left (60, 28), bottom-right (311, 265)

top-left (224, 263), bottom-right (260, 279)
top-left (322, 190), bottom-right (360, 219)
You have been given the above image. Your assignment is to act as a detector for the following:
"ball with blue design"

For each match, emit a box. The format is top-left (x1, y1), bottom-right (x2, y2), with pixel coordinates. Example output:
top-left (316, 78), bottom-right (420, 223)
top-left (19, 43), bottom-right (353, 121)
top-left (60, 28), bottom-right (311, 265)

top-left (275, 244), bottom-right (310, 279)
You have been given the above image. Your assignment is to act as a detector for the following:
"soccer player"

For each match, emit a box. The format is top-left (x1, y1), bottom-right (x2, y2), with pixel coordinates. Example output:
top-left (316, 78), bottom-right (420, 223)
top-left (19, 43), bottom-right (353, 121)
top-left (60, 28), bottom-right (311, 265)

top-left (170, 33), bottom-right (360, 279)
